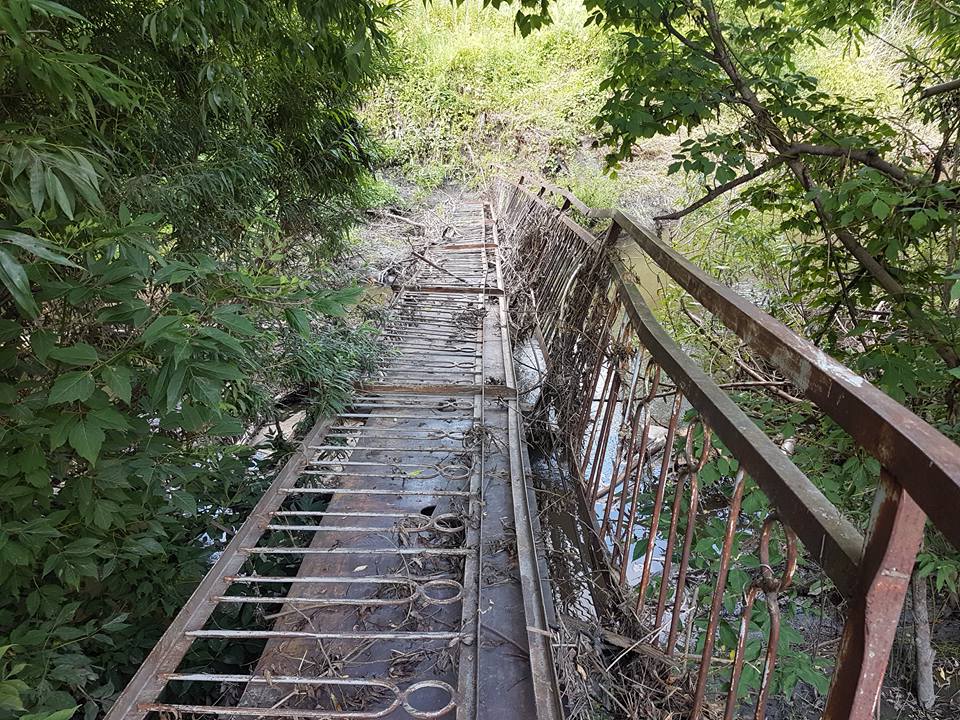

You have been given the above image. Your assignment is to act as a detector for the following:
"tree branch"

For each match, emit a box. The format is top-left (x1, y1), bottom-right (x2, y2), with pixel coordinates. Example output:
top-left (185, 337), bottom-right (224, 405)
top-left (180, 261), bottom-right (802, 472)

top-left (655, 156), bottom-right (787, 220)
top-left (920, 78), bottom-right (960, 99)
top-left (693, 0), bottom-right (960, 368)
top-left (784, 143), bottom-right (913, 184)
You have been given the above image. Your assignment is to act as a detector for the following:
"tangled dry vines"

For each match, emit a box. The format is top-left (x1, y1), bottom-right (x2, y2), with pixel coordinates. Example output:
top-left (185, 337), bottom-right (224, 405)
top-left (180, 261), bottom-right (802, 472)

top-left (493, 179), bottom-right (716, 719)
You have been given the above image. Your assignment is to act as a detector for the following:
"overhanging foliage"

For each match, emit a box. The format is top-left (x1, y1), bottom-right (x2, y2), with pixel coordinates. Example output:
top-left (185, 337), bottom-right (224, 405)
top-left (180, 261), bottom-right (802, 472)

top-left (0, 1), bottom-right (396, 716)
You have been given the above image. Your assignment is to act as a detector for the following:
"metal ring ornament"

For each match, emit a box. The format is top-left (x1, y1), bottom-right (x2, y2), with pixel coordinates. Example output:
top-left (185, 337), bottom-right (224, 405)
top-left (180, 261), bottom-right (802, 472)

top-left (437, 462), bottom-right (470, 480)
top-left (401, 680), bottom-right (457, 719)
top-left (724, 513), bottom-right (799, 720)
top-left (757, 512), bottom-right (798, 593)
top-left (418, 579), bottom-right (464, 606)
top-left (430, 512), bottom-right (466, 534)
top-left (398, 515), bottom-right (433, 533)
top-left (683, 418), bottom-right (714, 473)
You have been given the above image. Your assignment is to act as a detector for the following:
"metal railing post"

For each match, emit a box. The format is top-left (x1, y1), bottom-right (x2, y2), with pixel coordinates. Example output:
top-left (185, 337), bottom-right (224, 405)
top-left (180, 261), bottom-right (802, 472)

top-left (823, 471), bottom-right (926, 719)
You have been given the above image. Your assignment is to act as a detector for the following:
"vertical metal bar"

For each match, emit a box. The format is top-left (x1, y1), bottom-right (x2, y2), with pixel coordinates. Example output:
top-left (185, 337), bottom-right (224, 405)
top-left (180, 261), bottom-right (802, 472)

top-left (823, 471), bottom-right (926, 720)
top-left (654, 427), bottom-right (693, 637)
top-left (573, 299), bottom-right (619, 447)
top-left (587, 369), bottom-right (622, 501)
top-left (691, 468), bottom-right (747, 718)
top-left (724, 515), bottom-right (797, 720)
top-left (603, 403), bottom-right (648, 561)
top-left (724, 586), bottom-right (759, 720)
top-left (611, 363), bottom-right (658, 548)
top-left (599, 357), bottom-right (646, 539)
top-left (665, 426), bottom-right (712, 653)
top-left (609, 410), bottom-right (649, 566)
top-left (635, 415), bottom-right (696, 610)
top-left (619, 391), bottom-right (683, 587)
top-left (580, 357), bottom-right (616, 476)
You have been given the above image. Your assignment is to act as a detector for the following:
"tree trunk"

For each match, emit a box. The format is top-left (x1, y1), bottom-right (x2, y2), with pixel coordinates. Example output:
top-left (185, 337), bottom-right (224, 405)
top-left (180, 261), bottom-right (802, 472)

top-left (912, 571), bottom-right (936, 709)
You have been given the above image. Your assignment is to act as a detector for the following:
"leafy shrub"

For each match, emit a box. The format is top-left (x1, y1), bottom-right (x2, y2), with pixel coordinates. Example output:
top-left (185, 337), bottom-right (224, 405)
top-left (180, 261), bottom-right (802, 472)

top-left (0, 1), bottom-right (394, 715)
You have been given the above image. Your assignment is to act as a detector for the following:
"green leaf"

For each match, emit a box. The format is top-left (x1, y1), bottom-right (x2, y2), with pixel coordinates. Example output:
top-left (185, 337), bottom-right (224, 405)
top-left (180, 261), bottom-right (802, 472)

top-left (165, 364), bottom-right (187, 411)
top-left (209, 415), bottom-right (243, 436)
top-left (871, 198), bottom-right (891, 220)
top-left (285, 307), bottom-right (311, 336)
top-left (68, 417), bottom-right (105, 464)
top-left (29, 1), bottom-right (86, 23)
top-left (198, 326), bottom-right (244, 354)
top-left (29, 159), bottom-right (45, 215)
top-left (0, 248), bottom-right (39, 318)
top-left (0, 320), bottom-right (22, 343)
top-left (49, 343), bottom-right (99, 366)
top-left (49, 371), bottom-right (95, 404)
top-left (141, 315), bottom-right (183, 347)
top-left (31, 330), bottom-right (55, 361)
top-left (101, 366), bottom-right (132, 403)
top-left (948, 367), bottom-right (960, 380)
top-left (0, 679), bottom-right (27, 710)
top-left (91, 407), bottom-right (130, 430)
top-left (0, 230), bottom-right (79, 268)
top-left (315, 286), bottom-right (363, 317)
top-left (213, 307), bottom-right (256, 335)
top-left (21, 706), bottom-right (79, 720)
top-left (49, 413), bottom-right (79, 450)
top-left (0, 383), bottom-right (17, 404)
top-left (48, 171), bottom-right (74, 219)
top-left (170, 490), bottom-right (197, 515)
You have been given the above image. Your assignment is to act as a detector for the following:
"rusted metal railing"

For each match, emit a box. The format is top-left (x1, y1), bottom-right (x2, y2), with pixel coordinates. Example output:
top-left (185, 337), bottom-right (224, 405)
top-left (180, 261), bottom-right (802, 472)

top-left (494, 176), bottom-right (960, 720)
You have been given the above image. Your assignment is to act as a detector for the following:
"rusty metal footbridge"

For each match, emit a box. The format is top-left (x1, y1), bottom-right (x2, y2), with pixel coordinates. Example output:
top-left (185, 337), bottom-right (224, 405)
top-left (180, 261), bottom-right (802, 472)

top-left (107, 180), bottom-right (960, 720)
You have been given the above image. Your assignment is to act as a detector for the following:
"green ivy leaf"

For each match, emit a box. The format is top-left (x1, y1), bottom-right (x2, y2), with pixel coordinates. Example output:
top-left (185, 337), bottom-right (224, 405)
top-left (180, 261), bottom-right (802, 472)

top-left (68, 417), bottom-right (105, 464)
top-left (101, 366), bottom-right (132, 404)
top-left (49, 343), bottom-right (99, 366)
top-left (49, 371), bottom-right (95, 404)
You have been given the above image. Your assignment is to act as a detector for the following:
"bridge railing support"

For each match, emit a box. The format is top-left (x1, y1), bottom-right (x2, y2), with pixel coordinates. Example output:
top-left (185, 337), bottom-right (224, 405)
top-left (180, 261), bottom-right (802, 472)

top-left (494, 175), bottom-right (960, 720)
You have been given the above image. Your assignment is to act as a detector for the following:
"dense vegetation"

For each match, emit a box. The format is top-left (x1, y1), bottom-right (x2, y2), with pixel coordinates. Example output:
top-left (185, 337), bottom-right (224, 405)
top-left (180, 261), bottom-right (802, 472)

top-left (3, 0), bottom-right (960, 715)
top-left (370, 0), bottom-right (960, 712)
top-left (363, 1), bottom-right (614, 195)
top-left (0, 1), bottom-right (395, 716)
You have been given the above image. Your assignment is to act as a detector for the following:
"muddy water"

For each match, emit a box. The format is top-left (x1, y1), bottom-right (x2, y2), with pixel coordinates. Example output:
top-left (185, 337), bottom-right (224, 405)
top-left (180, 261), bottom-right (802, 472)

top-left (619, 235), bottom-right (670, 309)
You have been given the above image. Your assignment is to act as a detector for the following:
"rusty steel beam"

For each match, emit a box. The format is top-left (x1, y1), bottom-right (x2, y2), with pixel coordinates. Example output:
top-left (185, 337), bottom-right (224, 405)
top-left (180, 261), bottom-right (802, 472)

top-left (521, 176), bottom-right (616, 219)
top-left (823, 471), bottom-right (926, 719)
top-left (511, 184), bottom-right (604, 247)
top-left (613, 211), bottom-right (960, 550)
top-left (610, 256), bottom-right (864, 597)
top-left (103, 415), bottom-right (337, 720)
top-left (490, 205), bottom-right (564, 720)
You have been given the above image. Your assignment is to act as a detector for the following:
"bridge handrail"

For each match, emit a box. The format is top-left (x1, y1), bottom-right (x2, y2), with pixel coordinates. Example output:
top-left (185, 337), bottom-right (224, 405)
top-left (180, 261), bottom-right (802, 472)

top-left (519, 174), bottom-right (960, 552)
top-left (505, 172), bottom-right (960, 719)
